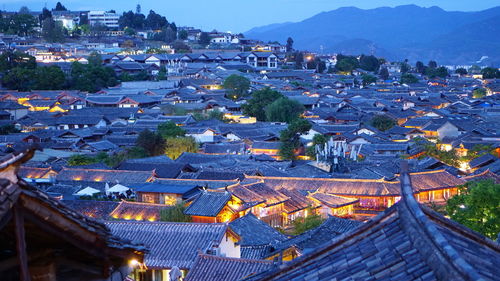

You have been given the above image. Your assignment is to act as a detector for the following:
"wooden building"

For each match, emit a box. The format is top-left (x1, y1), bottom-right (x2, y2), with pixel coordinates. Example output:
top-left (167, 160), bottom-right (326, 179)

top-left (0, 148), bottom-right (144, 280)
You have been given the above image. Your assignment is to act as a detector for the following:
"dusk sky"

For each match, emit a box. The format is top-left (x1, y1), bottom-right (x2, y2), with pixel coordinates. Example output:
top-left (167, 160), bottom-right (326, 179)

top-left (2, 0), bottom-right (499, 32)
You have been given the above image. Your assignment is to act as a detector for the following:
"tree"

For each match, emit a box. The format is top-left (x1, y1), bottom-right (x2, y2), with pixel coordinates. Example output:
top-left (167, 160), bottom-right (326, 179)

top-left (199, 32), bottom-right (211, 46)
top-left (69, 53), bottom-right (118, 92)
top-left (428, 60), bottom-right (438, 69)
top-left (68, 154), bottom-right (98, 166)
top-left (359, 55), bottom-right (380, 72)
top-left (242, 87), bottom-right (283, 121)
top-left (415, 61), bottom-right (425, 74)
top-left (54, 2), bottom-right (67, 11)
top-left (294, 52), bottom-right (304, 69)
top-left (0, 51), bottom-right (36, 72)
top-left (164, 137), bottom-right (198, 160)
top-left (34, 66), bottom-right (66, 90)
top-left (361, 74), bottom-right (377, 86)
top-left (292, 211), bottom-right (324, 235)
top-left (279, 119), bottom-right (312, 160)
top-left (400, 62), bottom-right (411, 74)
top-left (472, 88), bottom-right (487, 99)
top-left (455, 68), bottom-right (467, 76)
top-left (481, 67), bottom-right (500, 79)
top-left (446, 180), bottom-right (500, 240)
top-left (379, 67), bottom-right (389, 80)
top-left (223, 74), bottom-right (250, 100)
top-left (171, 40), bottom-right (190, 53)
top-left (468, 65), bottom-right (481, 74)
top-left (265, 97), bottom-right (305, 123)
top-left (370, 114), bottom-right (396, 131)
top-left (286, 37), bottom-right (294, 52)
top-left (7, 13), bottom-right (37, 36)
top-left (136, 129), bottom-right (165, 156)
top-left (157, 66), bottom-right (167, 80)
top-left (160, 203), bottom-right (192, 222)
top-left (178, 30), bottom-right (188, 40)
top-left (0, 124), bottom-right (20, 135)
top-left (145, 10), bottom-right (168, 30)
top-left (426, 66), bottom-right (448, 78)
top-left (42, 17), bottom-right (65, 43)
top-left (158, 121), bottom-right (185, 139)
top-left (39, 8), bottom-right (52, 22)
top-left (335, 55), bottom-right (359, 73)
top-left (124, 27), bottom-right (136, 36)
top-left (306, 134), bottom-right (329, 159)
top-left (1, 67), bottom-right (36, 91)
top-left (400, 73), bottom-right (419, 84)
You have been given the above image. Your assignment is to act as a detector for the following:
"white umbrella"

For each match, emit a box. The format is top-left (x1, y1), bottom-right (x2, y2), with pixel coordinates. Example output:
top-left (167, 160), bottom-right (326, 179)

top-left (75, 187), bottom-right (100, 196)
top-left (108, 184), bottom-right (130, 195)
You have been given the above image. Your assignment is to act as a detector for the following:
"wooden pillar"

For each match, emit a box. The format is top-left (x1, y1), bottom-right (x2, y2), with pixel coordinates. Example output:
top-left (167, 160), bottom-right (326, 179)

top-left (14, 206), bottom-right (30, 281)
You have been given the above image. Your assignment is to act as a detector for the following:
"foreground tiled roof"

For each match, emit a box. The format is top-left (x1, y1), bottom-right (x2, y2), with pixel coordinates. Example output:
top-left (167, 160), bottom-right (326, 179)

top-left (185, 254), bottom-right (274, 281)
top-left (105, 221), bottom-right (228, 269)
top-left (271, 216), bottom-right (362, 256)
top-left (0, 149), bottom-right (145, 264)
top-left (243, 163), bottom-right (500, 281)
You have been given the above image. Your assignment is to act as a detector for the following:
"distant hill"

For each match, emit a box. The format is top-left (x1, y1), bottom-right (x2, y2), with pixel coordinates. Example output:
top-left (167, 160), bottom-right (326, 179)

top-left (245, 5), bottom-right (500, 65)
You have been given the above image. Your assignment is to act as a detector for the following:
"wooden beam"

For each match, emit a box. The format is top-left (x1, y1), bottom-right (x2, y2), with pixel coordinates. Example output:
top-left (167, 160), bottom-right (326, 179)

top-left (14, 206), bottom-right (30, 281)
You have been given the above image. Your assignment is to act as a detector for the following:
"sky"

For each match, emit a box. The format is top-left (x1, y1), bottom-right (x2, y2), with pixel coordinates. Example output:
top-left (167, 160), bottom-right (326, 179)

top-left (2, 0), bottom-right (499, 32)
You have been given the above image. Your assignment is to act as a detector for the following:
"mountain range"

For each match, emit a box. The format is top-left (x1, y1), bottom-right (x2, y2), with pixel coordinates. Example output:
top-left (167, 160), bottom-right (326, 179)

top-left (245, 5), bottom-right (500, 65)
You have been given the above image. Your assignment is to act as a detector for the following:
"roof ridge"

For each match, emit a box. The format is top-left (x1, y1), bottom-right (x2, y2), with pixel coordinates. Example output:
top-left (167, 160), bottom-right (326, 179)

top-left (398, 161), bottom-right (484, 281)
top-left (197, 253), bottom-right (274, 263)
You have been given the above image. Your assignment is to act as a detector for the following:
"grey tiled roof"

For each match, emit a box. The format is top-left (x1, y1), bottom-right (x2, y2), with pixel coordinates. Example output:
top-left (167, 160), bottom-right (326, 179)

top-left (243, 165), bottom-right (500, 281)
top-left (185, 254), bottom-right (273, 281)
top-left (229, 213), bottom-right (287, 246)
top-left (184, 190), bottom-right (232, 217)
top-left (106, 221), bottom-right (229, 269)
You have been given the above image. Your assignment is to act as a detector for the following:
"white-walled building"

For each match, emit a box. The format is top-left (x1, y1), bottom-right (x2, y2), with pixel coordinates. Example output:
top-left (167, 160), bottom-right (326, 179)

top-left (88, 11), bottom-right (119, 28)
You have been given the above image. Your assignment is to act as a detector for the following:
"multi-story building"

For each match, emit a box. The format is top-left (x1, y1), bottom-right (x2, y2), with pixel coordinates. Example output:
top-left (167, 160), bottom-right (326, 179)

top-left (88, 11), bottom-right (119, 28)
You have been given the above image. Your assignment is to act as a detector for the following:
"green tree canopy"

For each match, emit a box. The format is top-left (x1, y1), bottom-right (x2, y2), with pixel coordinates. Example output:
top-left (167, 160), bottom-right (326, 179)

top-left (242, 87), bottom-right (284, 121)
top-left (199, 32), bottom-right (211, 46)
top-left (0, 51), bottom-right (36, 72)
top-left (158, 121), bottom-right (185, 139)
top-left (370, 114), bottom-right (396, 132)
top-left (472, 88), bottom-right (487, 99)
top-left (223, 74), bottom-right (250, 100)
top-left (361, 74), bottom-right (377, 86)
top-left (426, 66), bottom-right (448, 78)
top-left (42, 17), bottom-right (65, 43)
top-left (400, 73), bottom-right (419, 84)
top-left (160, 203), bottom-right (192, 222)
top-left (1, 67), bottom-right (36, 91)
top-left (279, 119), bottom-right (312, 160)
top-left (136, 129), bottom-right (166, 156)
top-left (164, 137), bottom-right (198, 160)
top-left (292, 210), bottom-right (325, 235)
top-left (481, 67), bottom-right (500, 79)
top-left (379, 67), bottom-right (389, 80)
top-left (415, 61), bottom-right (425, 74)
top-left (359, 55), bottom-right (380, 72)
top-left (34, 66), bottom-right (66, 90)
top-left (265, 97), bottom-right (305, 123)
top-left (335, 55), bottom-right (359, 73)
top-left (446, 180), bottom-right (500, 239)
top-left (178, 30), bottom-right (188, 40)
top-left (68, 154), bottom-right (98, 166)
top-left (455, 68), bottom-right (467, 76)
